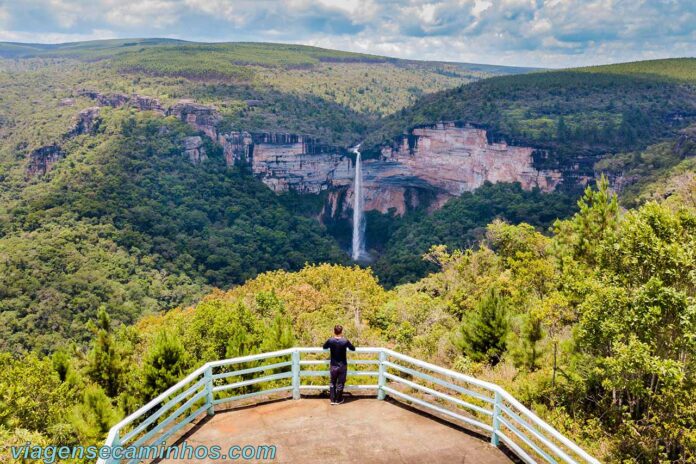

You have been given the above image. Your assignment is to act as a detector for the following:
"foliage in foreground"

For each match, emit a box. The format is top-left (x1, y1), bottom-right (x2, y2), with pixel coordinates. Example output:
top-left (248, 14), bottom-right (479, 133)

top-left (1, 178), bottom-right (695, 462)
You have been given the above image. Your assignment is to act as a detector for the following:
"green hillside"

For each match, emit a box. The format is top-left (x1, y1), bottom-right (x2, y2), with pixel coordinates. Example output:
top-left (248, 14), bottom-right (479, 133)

top-left (0, 39), bottom-right (531, 116)
top-left (576, 57), bottom-right (696, 83)
top-left (0, 110), bottom-right (347, 353)
top-left (364, 59), bottom-right (696, 177)
top-left (0, 39), bottom-right (695, 463)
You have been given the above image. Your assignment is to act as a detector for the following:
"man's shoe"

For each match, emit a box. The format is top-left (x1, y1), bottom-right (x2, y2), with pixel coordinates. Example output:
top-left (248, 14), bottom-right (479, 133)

top-left (330, 401), bottom-right (337, 405)
top-left (336, 399), bottom-right (345, 405)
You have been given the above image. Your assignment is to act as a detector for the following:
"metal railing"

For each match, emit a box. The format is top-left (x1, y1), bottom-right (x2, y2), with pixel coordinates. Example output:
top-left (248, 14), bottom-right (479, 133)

top-left (98, 347), bottom-right (599, 464)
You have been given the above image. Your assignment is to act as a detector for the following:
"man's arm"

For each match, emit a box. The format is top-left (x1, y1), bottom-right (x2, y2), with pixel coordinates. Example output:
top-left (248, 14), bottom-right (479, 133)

top-left (347, 340), bottom-right (356, 351)
top-left (322, 339), bottom-right (331, 350)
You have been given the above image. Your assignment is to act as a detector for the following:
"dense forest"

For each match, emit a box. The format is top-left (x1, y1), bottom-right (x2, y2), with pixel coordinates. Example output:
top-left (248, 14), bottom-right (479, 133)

top-left (0, 111), bottom-right (348, 353)
top-left (2, 179), bottom-right (694, 462)
top-left (363, 59), bottom-right (696, 176)
top-left (1, 40), bottom-right (695, 463)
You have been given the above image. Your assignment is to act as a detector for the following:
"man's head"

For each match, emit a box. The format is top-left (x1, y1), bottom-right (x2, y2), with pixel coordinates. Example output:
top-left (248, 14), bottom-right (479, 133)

top-left (334, 324), bottom-right (343, 336)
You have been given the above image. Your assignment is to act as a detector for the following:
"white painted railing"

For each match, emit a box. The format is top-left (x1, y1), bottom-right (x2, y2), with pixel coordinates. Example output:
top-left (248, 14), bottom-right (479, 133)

top-left (97, 347), bottom-right (599, 464)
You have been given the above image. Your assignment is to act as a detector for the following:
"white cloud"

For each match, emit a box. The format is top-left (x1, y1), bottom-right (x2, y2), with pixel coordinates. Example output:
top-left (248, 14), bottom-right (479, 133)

top-left (0, 28), bottom-right (115, 43)
top-left (104, 0), bottom-right (182, 28)
top-left (0, 0), bottom-right (693, 67)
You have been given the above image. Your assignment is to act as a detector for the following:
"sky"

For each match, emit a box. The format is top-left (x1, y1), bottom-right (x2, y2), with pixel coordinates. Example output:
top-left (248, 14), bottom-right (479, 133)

top-left (0, 0), bottom-right (694, 68)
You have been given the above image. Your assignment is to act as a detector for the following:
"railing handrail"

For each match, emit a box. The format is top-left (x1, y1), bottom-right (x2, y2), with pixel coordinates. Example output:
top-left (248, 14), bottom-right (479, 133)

top-left (98, 347), bottom-right (599, 464)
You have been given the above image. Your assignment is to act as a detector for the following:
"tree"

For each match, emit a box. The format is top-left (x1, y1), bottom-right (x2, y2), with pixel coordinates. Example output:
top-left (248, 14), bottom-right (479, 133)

top-left (458, 289), bottom-right (510, 365)
top-left (70, 385), bottom-right (121, 444)
top-left (51, 349), bottom-right (71, 383)
top-left (86, 307), bottom-right (123, 398)
top-left (556, 115), bottom-right (570, 141)
top-left (554, 175), bottom-right (619, 266)
top-left (569, 201), bottom-right (696, 461)
top-left (509, 312), bottom-right (544, 372)
top-left (142, 330), bottom-right (187, 400)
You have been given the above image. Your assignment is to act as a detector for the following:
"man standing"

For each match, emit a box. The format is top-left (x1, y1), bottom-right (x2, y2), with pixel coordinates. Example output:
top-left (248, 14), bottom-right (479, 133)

top-left (322, 325), bottom-right (356, 405)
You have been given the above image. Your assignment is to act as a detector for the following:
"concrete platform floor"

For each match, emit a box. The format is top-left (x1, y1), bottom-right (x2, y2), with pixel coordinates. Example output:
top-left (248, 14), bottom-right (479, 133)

top-left (161, 396), bottom-right (513, 463)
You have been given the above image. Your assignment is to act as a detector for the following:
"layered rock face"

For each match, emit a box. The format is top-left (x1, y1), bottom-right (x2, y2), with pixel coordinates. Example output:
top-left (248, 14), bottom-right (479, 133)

top-left (215, 121), bottom-right (561, 211)
top-left (168, 101), bottom-right (221, 139)
top-left (379, 123), bottom-right (561, 193)
top-left (219, 132), bottom-right (352, 193)
top-left (183, 136), bottom-right (207, 164)
top-left (32, 93), bottom-right (563, 216)
top-left (166, 102), bottom-right (562, 213)
top-left (330, 123), bottom-right (562, 215)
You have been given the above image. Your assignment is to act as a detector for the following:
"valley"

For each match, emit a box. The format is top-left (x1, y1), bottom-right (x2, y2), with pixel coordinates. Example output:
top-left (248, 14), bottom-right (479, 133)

top-left (0, 39), bottom-right (695, 463)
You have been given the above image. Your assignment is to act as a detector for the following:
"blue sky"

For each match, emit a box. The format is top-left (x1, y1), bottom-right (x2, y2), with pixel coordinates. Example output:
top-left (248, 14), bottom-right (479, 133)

top-left (0, 0), bottom-right (694, 67)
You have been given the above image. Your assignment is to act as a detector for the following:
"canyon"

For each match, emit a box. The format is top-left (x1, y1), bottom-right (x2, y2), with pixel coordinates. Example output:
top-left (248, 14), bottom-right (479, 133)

top-left (166, 100), bottom-right (562, 217)
top-left (29, 92), bottom-right (562, 218)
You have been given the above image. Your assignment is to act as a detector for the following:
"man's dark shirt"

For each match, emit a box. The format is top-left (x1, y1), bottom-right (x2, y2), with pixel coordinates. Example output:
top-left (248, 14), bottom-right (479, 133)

top-left (322, 337), bottom-right (356, 366)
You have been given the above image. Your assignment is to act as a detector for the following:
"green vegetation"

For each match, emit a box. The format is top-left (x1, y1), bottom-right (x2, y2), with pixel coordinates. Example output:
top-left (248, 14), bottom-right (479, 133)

top-left (2, 180), bottom-right (695, 462)
top-left (1, 42), bottom-right (695, 463)
top-left (595, 124), bottom-right (696, 207)
top-left (577, 58), bottom-right (696, 84)
top-left (364, 62), bottom-right (696, 174)
top-left (0, 110), bottom-right (346, 353)
top-left (367, 182), bottom-right (578, 286)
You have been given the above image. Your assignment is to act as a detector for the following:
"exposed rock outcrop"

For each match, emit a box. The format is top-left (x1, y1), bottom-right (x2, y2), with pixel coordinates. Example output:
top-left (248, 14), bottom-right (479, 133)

top-left (167, 101), bottom-right (221, 139)
top-left (218, 132), bottom-right (352, 193)
top-left (69, 106), bottom-right (101, 136)
top-left (26, 107), bottom-right (101, 178)
top-left (380, 123), bottom-right (560, 191)
top-left (324, 123), bottom-right (561, 215)
top-left (26, 144), bottom-right (65, 177)
top-left (42, 92), bottom-right (564, 218)
top-left (79, 90), bottom-right (164, 113)
top-left (183, 136), bottom-right (207, 164)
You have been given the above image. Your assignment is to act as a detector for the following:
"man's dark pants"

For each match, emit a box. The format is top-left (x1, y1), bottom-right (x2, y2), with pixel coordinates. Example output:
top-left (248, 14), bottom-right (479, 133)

top-left (330, 364), bottom-right (347, 403)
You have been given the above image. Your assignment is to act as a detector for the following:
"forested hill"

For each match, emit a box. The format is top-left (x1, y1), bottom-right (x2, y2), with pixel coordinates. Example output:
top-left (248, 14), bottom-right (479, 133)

top-left (0, 42), bottom-right (693, 356)
top-left (0, 40), bottom-right (695, 463)
top-left (363, 58), bottom-right (696, 178)
top-left (0, 110), bottom-right (348, 353)
top-left (0, 40), bottom-right (535, 353)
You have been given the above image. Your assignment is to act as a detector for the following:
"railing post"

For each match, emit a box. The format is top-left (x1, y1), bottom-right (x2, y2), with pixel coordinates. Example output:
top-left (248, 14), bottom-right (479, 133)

top-left (292, 349), bottom-right (301, 400)
top-left (108, 431), bottom-right (121, 464)
top-left (204, 365), bottom-right (215, 416)
top-left (491, 390), bottom-right (501, 446)
top-left (377, 349), bottom-right (387, 400)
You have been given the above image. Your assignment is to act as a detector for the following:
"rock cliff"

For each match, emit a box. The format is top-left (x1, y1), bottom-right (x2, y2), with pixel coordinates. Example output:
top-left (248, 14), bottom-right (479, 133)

top-left (34, 93), bottom-right (563, 217)
top-left (79, 90), bottom-right (164, 114)
top-left (218, 131), bottom-right (352, 193)
top-left (212, 118), bottom-right (561, 211)
top-left (319, 123), bottom-right (561, 216)
top-left (349, 122), bottom-right (561, 214)
top-left (167, 101), bottom-right (221, 139)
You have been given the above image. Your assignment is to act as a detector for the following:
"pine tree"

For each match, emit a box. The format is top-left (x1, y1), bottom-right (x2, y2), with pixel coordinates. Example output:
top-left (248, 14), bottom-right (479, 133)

top-left (142, 330), bottom-right (187, 400)
top-left (70, 385), bottom-right (121, 444)
top-left (572, 175), bottom-right (619, 265)
top-left (87, 307), bottom-right (122, 397)
top-left (458, 289), bottom-right (510, 365)
top-left (52, 349), bottom-right (71, 382)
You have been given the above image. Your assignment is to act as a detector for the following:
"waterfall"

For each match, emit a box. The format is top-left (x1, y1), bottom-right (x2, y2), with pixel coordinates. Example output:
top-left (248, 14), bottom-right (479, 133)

top-left (351, 146), bottom-right (365, 261)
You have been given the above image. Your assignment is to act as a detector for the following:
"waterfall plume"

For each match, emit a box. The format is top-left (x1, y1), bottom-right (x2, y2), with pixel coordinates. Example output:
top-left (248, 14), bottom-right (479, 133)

top-left (351, 146), bottom-right (365, 261)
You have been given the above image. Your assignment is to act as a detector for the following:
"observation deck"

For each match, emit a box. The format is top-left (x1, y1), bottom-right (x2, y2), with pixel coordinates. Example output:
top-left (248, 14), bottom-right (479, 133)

top-left (160, 397), bottom-right (511, 463)
top-left (99, 348), bottom-right (599, 464)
